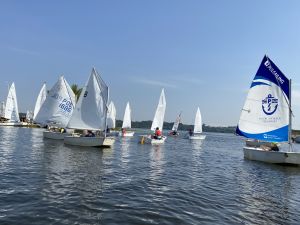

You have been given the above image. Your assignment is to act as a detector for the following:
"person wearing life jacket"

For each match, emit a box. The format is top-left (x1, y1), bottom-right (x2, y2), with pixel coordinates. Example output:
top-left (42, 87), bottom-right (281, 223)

top-left (153, 127), bottom-right (162, 139)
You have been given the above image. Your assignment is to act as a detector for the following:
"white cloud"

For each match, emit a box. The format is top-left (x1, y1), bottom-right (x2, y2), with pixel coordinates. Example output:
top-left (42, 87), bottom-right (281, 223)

top-left (133, 78), bottom-right (177, 88)
top-left (8, 46), bottom-right (40, 56)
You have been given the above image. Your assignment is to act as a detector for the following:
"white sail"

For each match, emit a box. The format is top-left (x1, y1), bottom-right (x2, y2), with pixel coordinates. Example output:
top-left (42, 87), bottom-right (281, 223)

top-left (194, 107), bottom-right (203, 133)
top-left (236, 56), bottom-right (290, 142)
top-left (171, 112), bottom-right (181, 131)
top-left (122, 102), bottom-right (132, 129)
top-left (34, 76), bottom-right (76, 127)
top-left (151, 89), bottom-right (166, 131)
top-left (33, 83), bottom-right (47, 120)
top-left (26, 110), bottom-right (33, 121)
top-left (0, 101), bottom-right (5, 117)
top-left (4, 82), bottom-right (20, 122)
top-left (107, 101), bottom-right (116, 129)
top-left (67, 68), bottom-right (109, 130)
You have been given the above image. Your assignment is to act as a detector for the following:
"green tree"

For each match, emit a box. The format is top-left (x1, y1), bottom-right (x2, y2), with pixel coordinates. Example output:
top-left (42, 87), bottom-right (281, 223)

top-left (71, 84), bottom-right (82, 102)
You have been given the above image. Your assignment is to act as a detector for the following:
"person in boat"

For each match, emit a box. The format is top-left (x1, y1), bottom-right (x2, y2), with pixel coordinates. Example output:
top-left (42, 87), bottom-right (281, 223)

top-left (122, 128), bottom-right (126, 135)
top-left (153, 127), bottom-right (162, 139)
top-left (60, 128), bottom-right (66, 133)
top-left (169, 130), bottom-right (178, 136)
top-left (188, 129), bottom-right (193, 136)
top-left (85, 130), bottom-right (95, 137)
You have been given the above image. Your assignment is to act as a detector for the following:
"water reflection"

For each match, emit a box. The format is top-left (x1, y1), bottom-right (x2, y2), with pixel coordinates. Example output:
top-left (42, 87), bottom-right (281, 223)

top-left (149, 145), bottom-right (164, 181)
top-left (120, 138), bottom-right (130, 167)
top-left (0, 127), bottom-right (18, 168)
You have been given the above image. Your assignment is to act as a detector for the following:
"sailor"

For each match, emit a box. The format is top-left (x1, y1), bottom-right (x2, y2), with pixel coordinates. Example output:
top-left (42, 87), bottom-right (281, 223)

top-left (153, 127), bottom-right (162, 139)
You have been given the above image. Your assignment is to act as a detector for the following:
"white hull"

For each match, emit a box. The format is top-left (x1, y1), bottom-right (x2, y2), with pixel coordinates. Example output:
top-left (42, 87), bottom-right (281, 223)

top-left (140, 135), bottom-right (167, 145)
top-left (243, 147), bottom-right (300, 165)
top-left (64, 135), bottom-right (115, 147)
top-left (43, 131), bottom-right (71, 140)
top-left (0, 122), bottom-right (22, 126)
top-left (189, 134), bottom-right (206, 140)
top-left (119, 131), bottom-right (135, 137)
top-left (295, 136), bottom-right (300, 143)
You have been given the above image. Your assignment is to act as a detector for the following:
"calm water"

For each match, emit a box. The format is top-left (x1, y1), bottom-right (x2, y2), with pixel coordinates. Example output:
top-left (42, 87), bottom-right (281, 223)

top-left (0, 127), bottom-right (300, 225)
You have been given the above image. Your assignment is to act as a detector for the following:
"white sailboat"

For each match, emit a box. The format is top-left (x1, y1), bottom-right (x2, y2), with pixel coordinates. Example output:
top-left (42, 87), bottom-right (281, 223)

top-left (189, 107), bottom-right (206, 140)
top-left (236, 55), bottom-right (300, 165)
top-left (168, 112), bottom-right (181, 136)
top-left (120, 102), bottom-right (134, 137)
top-left (33, 83), bottom-right (47, 121)
top-left (106, 101), bottom-right (119, 136)
top-left (140, 88), bottom-right (167, 144)
top-left (34, 76), bottom-right (76, 140)
top-left (64, 68), bottom-right (115, 147)
top-left (0, 82), bottom-right (21, 126)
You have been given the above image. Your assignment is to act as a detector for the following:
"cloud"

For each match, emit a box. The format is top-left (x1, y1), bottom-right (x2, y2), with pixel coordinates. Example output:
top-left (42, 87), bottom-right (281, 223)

top-left (134, 78), bottom-right (177, 88)
top-left (7, 46), bottom-right (40, 56)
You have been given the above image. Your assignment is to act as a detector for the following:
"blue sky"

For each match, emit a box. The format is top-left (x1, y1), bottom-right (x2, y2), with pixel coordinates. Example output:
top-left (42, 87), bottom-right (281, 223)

top-left (1, 0), bottom-right (300, 128)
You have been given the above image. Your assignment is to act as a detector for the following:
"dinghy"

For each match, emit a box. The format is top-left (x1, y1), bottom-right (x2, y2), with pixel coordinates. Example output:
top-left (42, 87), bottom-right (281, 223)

top-left (119, 102), bottom-right (134, 137)
top-left (140, 89), bottom-right (167, 145)
top-left (106, 101), bottom-right (119, 136)
top-left (64, 68), bottom-right (115, 147)
top-left (0, 82), bottom-right (22, 126)
top-left (236, 55), bottom-right (300, 165)
top-left (33, 83), bottom-right (47, 122)
top-left (34, 76), bottom-right (76, 140)
top-left (168, 112), bottom-right (181, 136)
top-left (189, 107), bottom-right (206, 140)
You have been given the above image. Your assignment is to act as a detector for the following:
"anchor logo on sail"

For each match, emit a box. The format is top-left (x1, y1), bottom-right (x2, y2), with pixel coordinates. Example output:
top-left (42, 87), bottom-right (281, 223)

top-left (262, 94), bottom-right (278, 115)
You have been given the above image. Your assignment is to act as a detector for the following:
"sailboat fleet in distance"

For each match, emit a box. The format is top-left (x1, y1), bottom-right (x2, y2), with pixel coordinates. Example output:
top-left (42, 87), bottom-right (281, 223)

top-left (2, 55), bottom-right (300, 166)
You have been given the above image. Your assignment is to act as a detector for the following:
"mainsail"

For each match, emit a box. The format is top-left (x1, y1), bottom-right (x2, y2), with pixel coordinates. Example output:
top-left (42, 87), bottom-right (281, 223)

top-left (171, 112), bottom-right (181, 131)
top-left (236, 55), bottom-right (290, 142)
top-left (34, 76), bottom-right (75, 127)
top-left (122, 102), bottom-right (132, 129)
top-left (67, 68), bottom-right (109, 130)
top-left (4, 82), bottom-right (20, 122)
top-left (151, 88), bottom-right (166, 131)
top-left (107, 101), bottom-right (116, 129)
top-left (194, 107), bottom-right (203, 133)
top-left (33, 83), bottom-right (47, 120)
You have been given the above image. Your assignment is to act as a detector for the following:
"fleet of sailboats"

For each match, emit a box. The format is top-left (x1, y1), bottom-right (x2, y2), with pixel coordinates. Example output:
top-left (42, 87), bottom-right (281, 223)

top-left (2, 56), bottom-right (300, 165)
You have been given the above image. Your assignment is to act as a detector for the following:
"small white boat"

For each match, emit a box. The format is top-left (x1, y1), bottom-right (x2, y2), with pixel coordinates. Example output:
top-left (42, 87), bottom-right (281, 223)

top-left (119, 102), bottom-right (135, 137)
top-left (34, 76), bottom-right (76, 140)
top-left (1, 82), bottom-right (21, 126)
top-left (64, 68), bottom-right (114, 148)
top-left (236, 55), bottom-right (300, 165)
top-left (189, 107), bottom-right (206, 140)
top-left (168, 112), bottom-right (181, 136)
top-left (140, 89), bottom-right (167, 145)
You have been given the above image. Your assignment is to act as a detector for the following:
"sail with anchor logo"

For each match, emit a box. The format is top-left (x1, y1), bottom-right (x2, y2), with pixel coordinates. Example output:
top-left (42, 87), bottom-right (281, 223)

top-left (236, 55), bottom-right (290, 143)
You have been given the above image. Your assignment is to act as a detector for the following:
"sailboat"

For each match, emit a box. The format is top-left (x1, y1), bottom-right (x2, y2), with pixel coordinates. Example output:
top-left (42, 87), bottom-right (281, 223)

top-left (119, 102), bottom-right (134, 137)
top-left (34, 76), bottom-right (76, 139)
top-left (0, 82), bottom-right (21, 126)
top-left (236, 55), bottom-right (300, 165)
top-left (33, 83), bottom-right (47, 122)
top-left (168, 112), bottom-right (181, 136)
top-left (140, 88), bottom-right (167, 144)
top-left (106, 101), bottom-right (119, 136)
top-left (189, 107), bottom-right (206, 140)
top-left (64, 68), bottom-right (115, 147)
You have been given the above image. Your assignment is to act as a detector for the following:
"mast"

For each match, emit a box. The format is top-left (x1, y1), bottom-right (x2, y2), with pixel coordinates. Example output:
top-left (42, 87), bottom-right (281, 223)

top-left (289, 79), bottom-right (292, 151)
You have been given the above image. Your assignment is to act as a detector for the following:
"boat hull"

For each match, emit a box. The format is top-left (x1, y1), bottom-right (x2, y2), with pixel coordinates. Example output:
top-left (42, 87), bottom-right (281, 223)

top-left (189, 135), bottom-right (206, 140)
top-left (43, 131), bottom-right (71, 140)
top-left (64, 135), bottom-right (115, 147)
top-left (243, 147), bottom-right (300, 165)
top-left (140, 135), bottom-right (167, 145)
top-left (119, 131), bottom-right (135, 137)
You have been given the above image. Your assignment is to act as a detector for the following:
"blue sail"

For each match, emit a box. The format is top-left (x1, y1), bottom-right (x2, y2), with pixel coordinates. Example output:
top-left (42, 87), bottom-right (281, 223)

top-left (236, 55), bottom-right (290, 142)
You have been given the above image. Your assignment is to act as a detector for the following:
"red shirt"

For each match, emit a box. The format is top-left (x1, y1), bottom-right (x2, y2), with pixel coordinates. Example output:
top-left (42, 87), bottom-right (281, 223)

top-left (155, 130), bottom-right (162, 136)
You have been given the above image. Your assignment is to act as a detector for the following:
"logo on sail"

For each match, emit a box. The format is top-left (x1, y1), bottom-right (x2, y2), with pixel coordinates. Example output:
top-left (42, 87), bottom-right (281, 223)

top-left (262, 94), bottom-right (278, 115)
